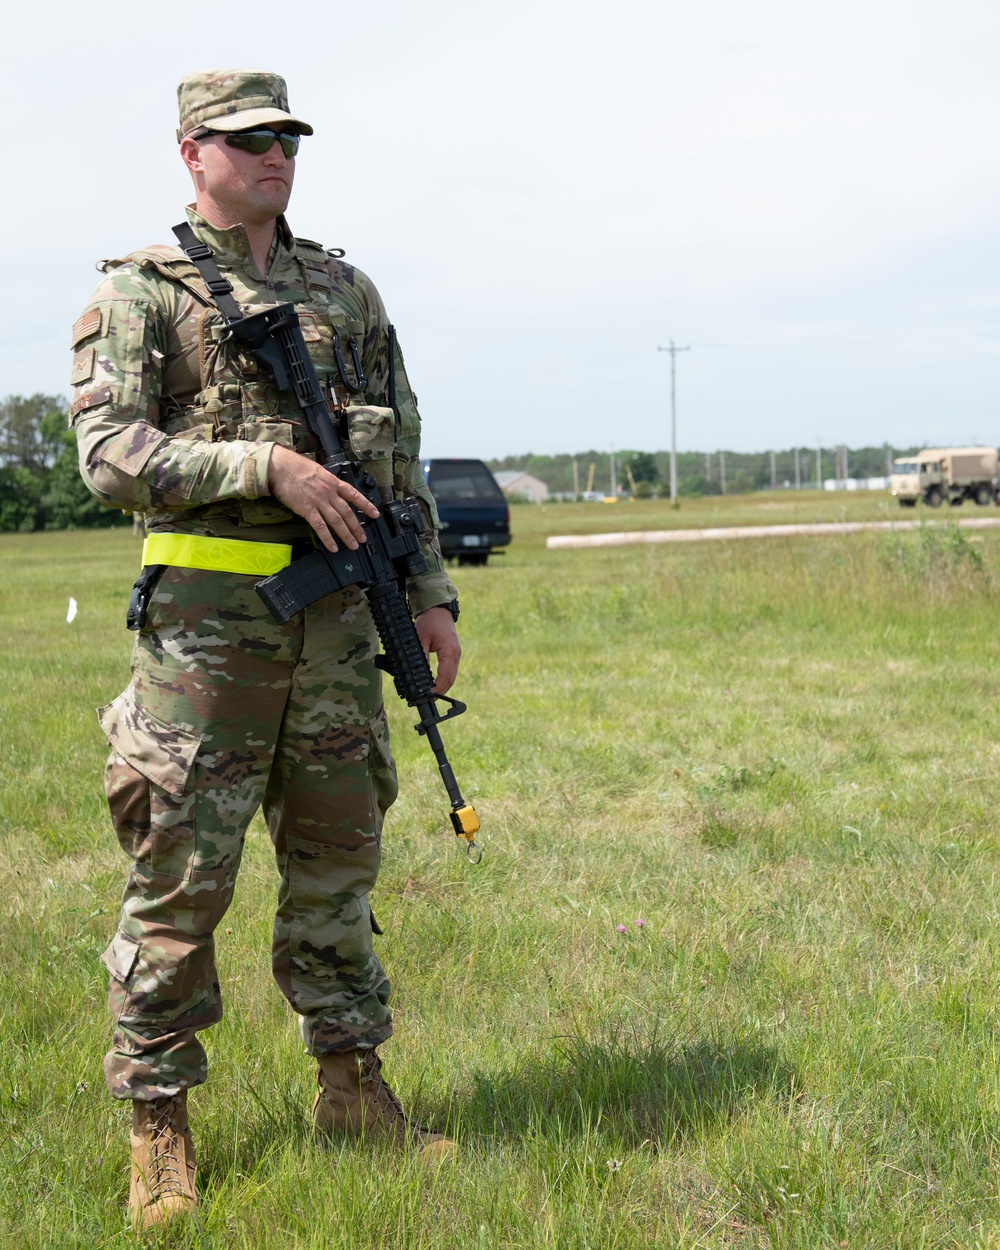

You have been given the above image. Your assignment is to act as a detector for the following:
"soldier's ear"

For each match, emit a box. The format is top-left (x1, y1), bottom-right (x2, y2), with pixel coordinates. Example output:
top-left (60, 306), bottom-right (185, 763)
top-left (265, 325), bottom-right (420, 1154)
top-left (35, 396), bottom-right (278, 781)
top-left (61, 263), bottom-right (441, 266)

top-left (179, 136), bottom-right (206, 177)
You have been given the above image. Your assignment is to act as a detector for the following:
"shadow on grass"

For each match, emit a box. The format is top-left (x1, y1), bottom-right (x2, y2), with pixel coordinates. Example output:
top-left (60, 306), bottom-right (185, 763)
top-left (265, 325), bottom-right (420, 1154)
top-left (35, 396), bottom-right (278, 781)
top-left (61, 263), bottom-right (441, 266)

top-left (191, 1026), bottom-right (797, 1181)
top-left (460, 1024), bottom-right (798, 1148)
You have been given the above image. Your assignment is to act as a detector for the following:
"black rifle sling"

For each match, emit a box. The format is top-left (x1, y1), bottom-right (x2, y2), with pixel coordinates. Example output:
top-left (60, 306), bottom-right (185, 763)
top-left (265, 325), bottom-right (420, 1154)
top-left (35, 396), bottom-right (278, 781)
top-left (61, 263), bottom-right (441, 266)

top-left (172, 222), bottom-right (245, 325)
top-left (387, 323), bottom-right (400, 441)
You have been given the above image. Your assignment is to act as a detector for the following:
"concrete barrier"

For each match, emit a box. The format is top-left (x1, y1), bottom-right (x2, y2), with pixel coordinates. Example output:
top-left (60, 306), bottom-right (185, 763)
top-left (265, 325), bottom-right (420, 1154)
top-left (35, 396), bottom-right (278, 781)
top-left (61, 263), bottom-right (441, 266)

top-left (545, 517), bottom-right (1000, 549)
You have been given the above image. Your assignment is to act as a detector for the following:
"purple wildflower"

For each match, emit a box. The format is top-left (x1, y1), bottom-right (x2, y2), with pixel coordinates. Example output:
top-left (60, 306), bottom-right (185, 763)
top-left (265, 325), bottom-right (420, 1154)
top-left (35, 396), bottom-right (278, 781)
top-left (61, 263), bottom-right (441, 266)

top-left (615, 924), bottom-right (627, 933)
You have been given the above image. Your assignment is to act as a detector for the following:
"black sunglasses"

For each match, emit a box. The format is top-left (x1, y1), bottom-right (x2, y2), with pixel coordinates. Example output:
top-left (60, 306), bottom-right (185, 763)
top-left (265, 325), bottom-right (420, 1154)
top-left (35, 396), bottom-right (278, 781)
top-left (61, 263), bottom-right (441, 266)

top-left (200, 128), bottom-right (302, 158)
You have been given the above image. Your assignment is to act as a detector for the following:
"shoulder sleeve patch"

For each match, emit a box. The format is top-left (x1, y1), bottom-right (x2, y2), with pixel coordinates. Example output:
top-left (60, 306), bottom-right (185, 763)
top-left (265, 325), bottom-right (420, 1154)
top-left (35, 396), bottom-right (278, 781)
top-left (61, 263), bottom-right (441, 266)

top-left (71, 347), bottom-right (96, 385)
top-left (71, 308), bottom-right (102, 348)
top-left (70, 385), bottom-right (113, 418)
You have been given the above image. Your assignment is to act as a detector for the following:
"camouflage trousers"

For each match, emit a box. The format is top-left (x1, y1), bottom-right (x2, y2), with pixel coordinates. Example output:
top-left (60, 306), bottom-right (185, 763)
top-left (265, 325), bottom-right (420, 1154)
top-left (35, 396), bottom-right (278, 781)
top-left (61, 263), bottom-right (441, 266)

top-left (98, 565), bottom-right (397, 1101)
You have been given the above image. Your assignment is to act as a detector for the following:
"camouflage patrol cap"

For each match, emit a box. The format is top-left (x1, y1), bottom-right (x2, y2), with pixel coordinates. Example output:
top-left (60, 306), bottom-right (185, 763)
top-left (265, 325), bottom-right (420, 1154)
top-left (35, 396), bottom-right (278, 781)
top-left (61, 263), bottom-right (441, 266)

top-left (176, 68), bottom-right (314, 141)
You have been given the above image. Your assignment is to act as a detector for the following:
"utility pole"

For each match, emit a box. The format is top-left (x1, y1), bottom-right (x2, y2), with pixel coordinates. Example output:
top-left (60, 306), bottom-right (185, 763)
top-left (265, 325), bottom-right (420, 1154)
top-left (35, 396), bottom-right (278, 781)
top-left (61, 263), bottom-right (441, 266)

top-left (706, 451), bottom-right (711, 481)
top-left (609, 447), bottom-right (617, 497)
top-left (572, 456), bottom-right (579, 497)
top-left (794, 447), bottom-right (801, 490)
top-left (658, 339), bottom-right (690, 503)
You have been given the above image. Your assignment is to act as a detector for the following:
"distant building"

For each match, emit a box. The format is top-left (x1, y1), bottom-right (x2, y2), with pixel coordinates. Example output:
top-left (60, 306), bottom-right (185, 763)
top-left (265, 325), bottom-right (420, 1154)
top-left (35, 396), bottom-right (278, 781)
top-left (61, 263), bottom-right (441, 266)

top-left (494, 470), bottom-right (549, 502)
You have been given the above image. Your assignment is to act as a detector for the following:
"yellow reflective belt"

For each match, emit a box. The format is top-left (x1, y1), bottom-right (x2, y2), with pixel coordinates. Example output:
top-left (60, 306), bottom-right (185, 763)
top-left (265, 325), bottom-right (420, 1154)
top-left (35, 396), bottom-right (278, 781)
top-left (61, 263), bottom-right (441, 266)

top-left (141, 533), bottom-right (294, 577)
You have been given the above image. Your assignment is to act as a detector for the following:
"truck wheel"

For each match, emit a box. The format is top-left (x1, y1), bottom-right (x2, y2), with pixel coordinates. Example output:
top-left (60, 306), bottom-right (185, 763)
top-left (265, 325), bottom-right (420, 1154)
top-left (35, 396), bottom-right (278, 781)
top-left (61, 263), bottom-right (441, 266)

top-left (949, 495), bottom-right (964, 506)
top-left (975, 485), bottom-right (992, 506)
top-left (924, 487), bottom-right (943, 507)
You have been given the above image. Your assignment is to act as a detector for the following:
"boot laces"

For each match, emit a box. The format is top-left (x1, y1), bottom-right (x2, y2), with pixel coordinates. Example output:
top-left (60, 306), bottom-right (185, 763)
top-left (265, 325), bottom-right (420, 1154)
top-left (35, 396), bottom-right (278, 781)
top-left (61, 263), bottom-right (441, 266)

top-left (144, 1099), bottom-right (189, 1200)
top-left (359, 1052), bottom-right (437, 1142)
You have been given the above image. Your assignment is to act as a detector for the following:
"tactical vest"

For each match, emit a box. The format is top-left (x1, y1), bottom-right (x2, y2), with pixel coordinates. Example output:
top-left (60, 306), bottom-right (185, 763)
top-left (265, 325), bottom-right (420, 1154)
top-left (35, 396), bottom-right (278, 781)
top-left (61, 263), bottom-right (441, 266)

top-left (120, 238), bottom-right (398, 528)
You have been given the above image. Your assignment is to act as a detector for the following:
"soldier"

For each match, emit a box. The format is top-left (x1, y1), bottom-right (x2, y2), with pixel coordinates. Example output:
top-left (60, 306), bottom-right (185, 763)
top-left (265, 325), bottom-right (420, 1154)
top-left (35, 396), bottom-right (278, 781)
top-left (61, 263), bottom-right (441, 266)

top-left (71, 69), bottom-right (462, 1228)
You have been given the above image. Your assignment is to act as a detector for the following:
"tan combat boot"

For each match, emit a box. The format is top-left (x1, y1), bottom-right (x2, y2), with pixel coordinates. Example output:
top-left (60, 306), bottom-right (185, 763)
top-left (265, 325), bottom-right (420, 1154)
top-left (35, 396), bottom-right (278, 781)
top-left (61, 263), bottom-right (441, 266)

top-left (313, 1050), bottom-right (455, 1160)
top-left (128, 1093), bottom-right (198, 1228)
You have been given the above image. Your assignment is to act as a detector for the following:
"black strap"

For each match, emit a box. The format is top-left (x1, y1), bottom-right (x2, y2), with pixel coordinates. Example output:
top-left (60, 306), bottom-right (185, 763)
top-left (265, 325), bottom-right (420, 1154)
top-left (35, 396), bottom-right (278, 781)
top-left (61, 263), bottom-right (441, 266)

top-left (387, 323), bottom-right (400, 440)
top-left (171, 222), bottom-right (244, 325)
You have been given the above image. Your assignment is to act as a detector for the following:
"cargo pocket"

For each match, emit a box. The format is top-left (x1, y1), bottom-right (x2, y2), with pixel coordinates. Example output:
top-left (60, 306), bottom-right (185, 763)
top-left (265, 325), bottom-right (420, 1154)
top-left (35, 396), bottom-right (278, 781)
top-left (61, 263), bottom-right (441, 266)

top-left (98, 689), bottom-right (200, 795)
top-left (100, 928), bottom-right (143, 1034)
top-left (98, 689), bottom-right (201, 873)
top-left (368, 708), bottom-right (398, 832)
top-left (101, 929), bottom-right (140, 986)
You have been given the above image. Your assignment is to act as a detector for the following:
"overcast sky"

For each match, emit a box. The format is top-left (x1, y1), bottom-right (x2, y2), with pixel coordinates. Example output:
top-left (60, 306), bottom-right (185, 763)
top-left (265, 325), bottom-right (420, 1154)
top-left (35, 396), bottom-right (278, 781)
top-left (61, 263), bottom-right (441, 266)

top-left (4, 0), bottom-right (998, 458)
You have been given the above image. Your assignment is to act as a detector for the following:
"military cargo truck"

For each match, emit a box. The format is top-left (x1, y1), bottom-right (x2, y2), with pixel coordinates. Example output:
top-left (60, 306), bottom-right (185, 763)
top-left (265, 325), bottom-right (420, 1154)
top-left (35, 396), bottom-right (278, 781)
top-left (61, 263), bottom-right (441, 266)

top-left (890, 447), bottom-right (999, 507)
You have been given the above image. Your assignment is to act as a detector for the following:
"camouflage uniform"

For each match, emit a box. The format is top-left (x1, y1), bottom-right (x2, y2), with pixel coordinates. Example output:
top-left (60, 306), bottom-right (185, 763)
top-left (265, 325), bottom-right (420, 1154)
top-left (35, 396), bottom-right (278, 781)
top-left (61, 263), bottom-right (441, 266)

top-left (73, 204), bottom-right (457, 1100)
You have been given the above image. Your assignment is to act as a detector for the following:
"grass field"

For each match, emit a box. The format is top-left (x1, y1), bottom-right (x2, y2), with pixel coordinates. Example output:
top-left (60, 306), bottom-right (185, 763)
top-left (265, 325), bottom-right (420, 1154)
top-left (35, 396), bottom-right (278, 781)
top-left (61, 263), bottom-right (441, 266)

top-left (3, 491), bottom-right (1000, 1247)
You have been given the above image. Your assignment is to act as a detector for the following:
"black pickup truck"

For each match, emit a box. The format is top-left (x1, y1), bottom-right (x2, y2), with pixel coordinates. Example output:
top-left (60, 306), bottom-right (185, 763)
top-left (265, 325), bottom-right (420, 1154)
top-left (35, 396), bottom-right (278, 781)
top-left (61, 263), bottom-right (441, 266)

top-left (421, 458), bottom-right (512, 566)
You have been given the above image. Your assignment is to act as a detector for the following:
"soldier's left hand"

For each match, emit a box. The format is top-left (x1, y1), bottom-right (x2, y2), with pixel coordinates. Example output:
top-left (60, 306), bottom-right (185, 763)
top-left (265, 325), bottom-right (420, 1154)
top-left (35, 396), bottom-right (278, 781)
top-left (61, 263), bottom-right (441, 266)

top-left (415, 607), bottom-right (461, 694)
top-left (267, 445), bottom-right (379, 551)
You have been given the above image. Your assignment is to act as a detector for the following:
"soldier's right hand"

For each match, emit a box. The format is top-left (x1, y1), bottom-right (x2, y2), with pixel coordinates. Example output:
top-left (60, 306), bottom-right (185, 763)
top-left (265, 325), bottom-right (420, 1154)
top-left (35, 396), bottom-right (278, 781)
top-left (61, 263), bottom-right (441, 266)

top-left (267, 445), bottom-right (380, 551)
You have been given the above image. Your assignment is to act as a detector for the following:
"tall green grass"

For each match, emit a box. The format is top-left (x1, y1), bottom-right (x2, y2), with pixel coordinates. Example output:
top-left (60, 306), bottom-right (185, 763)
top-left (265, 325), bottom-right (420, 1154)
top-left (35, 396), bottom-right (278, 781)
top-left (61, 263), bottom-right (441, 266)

top-left (3, 498), bottom-right (1000, 1247)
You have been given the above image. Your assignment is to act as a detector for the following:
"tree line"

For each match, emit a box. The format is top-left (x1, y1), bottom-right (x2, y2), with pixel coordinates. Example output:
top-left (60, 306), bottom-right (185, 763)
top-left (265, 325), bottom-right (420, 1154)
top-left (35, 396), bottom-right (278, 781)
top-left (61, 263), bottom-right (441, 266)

top-left (485, 445), bottom-right (919, 498)
top-left (0, 394), bottom-right (117, 531)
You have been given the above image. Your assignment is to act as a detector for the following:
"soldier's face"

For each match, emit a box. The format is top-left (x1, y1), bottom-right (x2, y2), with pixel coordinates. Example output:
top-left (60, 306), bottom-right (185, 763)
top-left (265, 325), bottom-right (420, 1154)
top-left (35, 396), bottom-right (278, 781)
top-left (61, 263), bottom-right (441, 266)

top-left (183, 129), bottom-right (296, 225)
